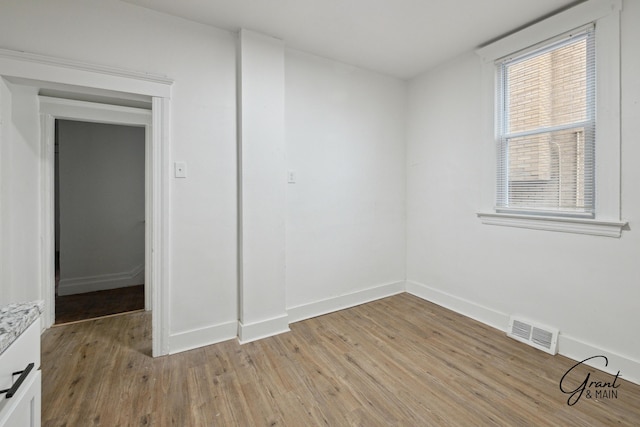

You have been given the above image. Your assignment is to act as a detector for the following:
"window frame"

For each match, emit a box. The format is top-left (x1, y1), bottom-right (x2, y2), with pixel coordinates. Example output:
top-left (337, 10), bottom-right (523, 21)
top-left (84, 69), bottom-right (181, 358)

top-left (476, 0), bottom-right (626, 237)
top-left (497, 25), bottom-right (596, 218)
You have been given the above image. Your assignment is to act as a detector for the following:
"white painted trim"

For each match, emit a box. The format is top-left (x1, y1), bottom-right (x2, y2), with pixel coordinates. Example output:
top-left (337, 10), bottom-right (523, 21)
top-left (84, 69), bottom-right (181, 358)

top-left (475, 0), bottom-right (622, 231)
top-left (57, 264), bottom-right (144, 296)
top-left (2, 49), bottom-right (171, 356)
top-left (35, 97), bottom-right (170, 357)
top-left (0, 48), bottom-right (172, 98)
top-left (168, 321), bottom-right (238, 355)
top-left (592, 3), bottom-right (622, 221)
top-left (559, 334), bottom-right (640, 385)
top-left (39, 97), bottom-right (154, 328)
top-left (39, 96), bottom-right (151, 125)
top-left (476, 0), bottom-right (622, 61)
top-left (237, 314), bottom-right (290, 344)
top-left (408, 279), bottom-right (639, 386)
top-left (406, 280), bottom-right (510, 332)
top-left (151, 97), bottom-right (171, 357)
top-left (477, 212), bottom-right (627, 237)
top-left (40, 114), bottom-right (56, 328)
top-left (144, 123), bottom-right (152, 312)
top-left (287, 281), bottom-right (406, 324)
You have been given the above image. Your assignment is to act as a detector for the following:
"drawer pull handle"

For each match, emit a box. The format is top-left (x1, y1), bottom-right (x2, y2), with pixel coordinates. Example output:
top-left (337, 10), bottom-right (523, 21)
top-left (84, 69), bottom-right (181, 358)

top-left (0, 363), bottom-right (34, 399)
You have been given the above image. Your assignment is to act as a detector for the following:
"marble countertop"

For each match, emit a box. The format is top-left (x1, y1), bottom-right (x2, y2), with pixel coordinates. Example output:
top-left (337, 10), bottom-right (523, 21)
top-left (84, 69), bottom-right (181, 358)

top-left (0, 300), bottom-right (44, 356)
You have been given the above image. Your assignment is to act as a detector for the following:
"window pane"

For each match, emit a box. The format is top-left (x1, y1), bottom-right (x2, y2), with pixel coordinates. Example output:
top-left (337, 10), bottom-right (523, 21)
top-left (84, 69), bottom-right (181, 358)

top-left (505, 127), bottom-right (593, 212)
top-left (507, 38), bottom-right (588, 134)
top-left (497, 27), bottom-right (595, 216)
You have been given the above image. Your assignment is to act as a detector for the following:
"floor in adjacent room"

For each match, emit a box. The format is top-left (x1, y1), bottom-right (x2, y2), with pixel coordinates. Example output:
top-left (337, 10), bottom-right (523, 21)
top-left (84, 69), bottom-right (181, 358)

top-left (41, 293), bottom-right (640, 426)
top-left (54, 284), bottom-right (145, 324)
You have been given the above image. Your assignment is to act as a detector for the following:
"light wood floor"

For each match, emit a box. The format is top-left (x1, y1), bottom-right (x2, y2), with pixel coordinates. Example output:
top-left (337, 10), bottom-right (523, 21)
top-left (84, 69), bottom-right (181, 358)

top-left (41, 293), bottom-right (640, 426)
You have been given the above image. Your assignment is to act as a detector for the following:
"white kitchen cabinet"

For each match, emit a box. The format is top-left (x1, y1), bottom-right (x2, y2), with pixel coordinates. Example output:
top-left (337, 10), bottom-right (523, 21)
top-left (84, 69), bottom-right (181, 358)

top-left (0, 303), bottom-right (42, 427)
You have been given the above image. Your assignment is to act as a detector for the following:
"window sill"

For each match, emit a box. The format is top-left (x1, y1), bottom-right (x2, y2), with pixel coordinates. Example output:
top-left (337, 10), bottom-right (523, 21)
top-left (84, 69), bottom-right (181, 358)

top-left (476, 212), bottom-right (627, 238)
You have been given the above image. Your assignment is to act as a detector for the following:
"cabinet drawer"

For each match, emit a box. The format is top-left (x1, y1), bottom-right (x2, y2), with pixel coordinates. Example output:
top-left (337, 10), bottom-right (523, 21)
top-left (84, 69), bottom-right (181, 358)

top-left (0, 370), bottom-right (41, 427)
top-left (0, 318), bottom-right (41, 416)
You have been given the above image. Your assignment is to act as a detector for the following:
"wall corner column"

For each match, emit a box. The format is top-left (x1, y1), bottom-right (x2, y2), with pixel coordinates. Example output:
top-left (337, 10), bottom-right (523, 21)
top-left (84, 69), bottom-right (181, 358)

top-left (237, 29), bottom-right (289, 343)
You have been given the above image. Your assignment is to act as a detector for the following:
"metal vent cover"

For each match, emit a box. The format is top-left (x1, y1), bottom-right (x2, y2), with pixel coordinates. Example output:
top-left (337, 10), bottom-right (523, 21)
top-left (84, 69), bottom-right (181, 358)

top-left (511, 319), bottom-right (532, 340)
top-left (508, 316), bottom-right (558, 355)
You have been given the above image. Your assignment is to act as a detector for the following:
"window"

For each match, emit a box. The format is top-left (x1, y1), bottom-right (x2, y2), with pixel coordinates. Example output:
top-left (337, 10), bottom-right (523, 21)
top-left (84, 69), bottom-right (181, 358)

top-left (496, 26), bottom-right (595, 217)
top-left (476, 0), bottom-right (625, 237)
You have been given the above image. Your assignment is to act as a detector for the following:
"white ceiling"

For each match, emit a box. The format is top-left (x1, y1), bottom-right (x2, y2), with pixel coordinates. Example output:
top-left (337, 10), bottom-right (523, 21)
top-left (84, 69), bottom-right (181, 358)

top-left (122, 0), bottom-right (582, 79)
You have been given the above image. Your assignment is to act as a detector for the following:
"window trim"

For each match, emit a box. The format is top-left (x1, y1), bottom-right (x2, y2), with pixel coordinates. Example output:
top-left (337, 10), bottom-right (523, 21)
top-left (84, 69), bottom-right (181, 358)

top-left (476, 212), bottom-right (626, 238)
top-left (475, 0), bottom-right (626, 237)
top-left (496, 25), bottom-right (596, 217)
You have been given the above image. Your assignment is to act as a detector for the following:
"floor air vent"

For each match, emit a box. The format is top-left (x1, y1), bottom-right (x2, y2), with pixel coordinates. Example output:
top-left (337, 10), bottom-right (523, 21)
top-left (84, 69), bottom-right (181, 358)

top-left (508, 316), bottom-right (558, 355)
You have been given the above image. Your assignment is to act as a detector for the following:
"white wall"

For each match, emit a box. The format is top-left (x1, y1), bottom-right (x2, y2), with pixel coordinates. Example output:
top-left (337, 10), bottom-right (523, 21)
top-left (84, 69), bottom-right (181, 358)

top-left (57, 120), bottom-right (145, 295)
top-left (0, 0), bottom-right (407, 352)
top-left (237, 30), bottom-right (289, 342)
top-left (285, 50), bottom-right (406, 320)
top-left (0, 78), bottom-right (10, 307)
top-left (406, 0), bottom-right (640, 382)
top-left (0, 0), bottom-right (238, 350)
top-left (8, 0), bottom-right (630, 378)
top-left (0, 81), bottom-right (41, 306)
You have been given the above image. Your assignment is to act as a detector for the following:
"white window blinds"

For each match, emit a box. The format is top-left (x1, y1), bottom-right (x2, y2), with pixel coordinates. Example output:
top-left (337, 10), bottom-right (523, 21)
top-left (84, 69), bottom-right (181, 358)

top-left (496, 26), bottom-right (595, 217)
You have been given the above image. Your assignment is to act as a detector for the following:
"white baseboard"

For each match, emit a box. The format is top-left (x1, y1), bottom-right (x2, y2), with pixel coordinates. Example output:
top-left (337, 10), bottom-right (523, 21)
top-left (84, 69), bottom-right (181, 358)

top-left (287, 281), bottom-right (405, 324)
top-left (58, 264), bottom-right (144, 296)
top-left (238, 314), bottom-right (290, 344)
top-left (559, 335), bottom-right (640, 385)
top-left (169, 320), bottom-right (238, 355)
top-left (405, 280), bottom-right (509, 332)
top-left (407, 279), bottom-right (640, 386)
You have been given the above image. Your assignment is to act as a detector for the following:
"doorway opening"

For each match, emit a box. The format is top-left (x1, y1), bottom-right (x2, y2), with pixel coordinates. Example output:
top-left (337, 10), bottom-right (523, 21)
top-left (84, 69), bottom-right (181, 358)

top-left (1, 47), bottom-right (172, 356)
top-left (54, 119), bottom-right (146, 324)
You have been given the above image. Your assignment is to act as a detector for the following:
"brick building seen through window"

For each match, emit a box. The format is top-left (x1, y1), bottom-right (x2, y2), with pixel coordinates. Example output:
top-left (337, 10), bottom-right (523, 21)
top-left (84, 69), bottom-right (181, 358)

top-left (499, 30), bottom-right (594, 214)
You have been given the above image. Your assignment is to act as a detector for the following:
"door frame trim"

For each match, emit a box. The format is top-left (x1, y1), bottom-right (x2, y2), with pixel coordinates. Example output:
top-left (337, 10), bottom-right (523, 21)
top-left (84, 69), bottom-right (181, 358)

top-left (40, 96), bottom-right (152, 311)
top-left (0, 48), bottom-right (172, 356)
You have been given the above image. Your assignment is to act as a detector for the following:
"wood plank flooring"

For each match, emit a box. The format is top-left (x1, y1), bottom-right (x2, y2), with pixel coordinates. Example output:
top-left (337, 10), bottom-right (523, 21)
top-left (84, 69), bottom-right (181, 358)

top-left (55, 285), bottom-right (145, 324)
top-left (41, 293), bottom-right (640, 426)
